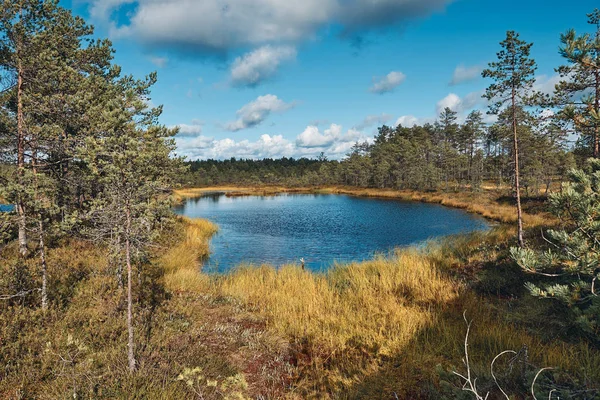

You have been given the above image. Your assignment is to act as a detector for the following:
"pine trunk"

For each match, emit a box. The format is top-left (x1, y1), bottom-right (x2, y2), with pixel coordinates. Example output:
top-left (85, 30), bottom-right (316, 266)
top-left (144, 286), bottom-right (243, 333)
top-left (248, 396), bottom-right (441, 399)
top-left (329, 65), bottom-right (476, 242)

top-left (39, 218), bottom-right (48, 311)
top-left (126, 204), bottom-right (136, 372)
top-left (17, 57), bottom-right (27, 257)
top-left (595, 70), bottom-right (599, 157)
top-left (512, 90), bottom-right (524, 247)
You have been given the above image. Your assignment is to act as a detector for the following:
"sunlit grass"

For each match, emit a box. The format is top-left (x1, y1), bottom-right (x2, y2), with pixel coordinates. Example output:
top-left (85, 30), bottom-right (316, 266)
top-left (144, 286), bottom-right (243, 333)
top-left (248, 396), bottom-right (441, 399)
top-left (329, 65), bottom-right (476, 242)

top-left (160, 217), bottom-right (217, 293)
top-left (215, 227), bottom-right (599, 396)
top-left (221, 250), bottom-right (458, 358)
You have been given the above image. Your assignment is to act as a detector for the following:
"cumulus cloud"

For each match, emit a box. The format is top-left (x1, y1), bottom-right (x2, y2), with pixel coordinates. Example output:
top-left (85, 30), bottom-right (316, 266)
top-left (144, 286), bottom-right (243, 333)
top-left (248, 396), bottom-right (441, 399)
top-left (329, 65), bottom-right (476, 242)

top-left (297, 124), bottom-right (340, 148)
top-left (175, 121), bottom-right (204, 137)
top-left (176, 122), bottom-right (370, 160)
top-left (395, 115), bottom-right (420, 127)
top-left (225, 95), bottom-right (295, 132)
top-left (296, 123), bottom-right (362, 148)
top-left (230, 45), bottom-right (297, 87)
top-left (435, 91), bottom-right (484, 115)
top-left (533, 74), bottom-right (561, 95)
top-left (369, 71), bottom-right (406, 94)
top-left (450, 64), bottom-right (481, 85)
top-left (436, 93), bottom-right (461, 113)
top-left (338, 0), bottom-right (450, 32)
top-left (177, 134), bottom-right (295, 160)
top-left (85, 0), bottom-right (452, 54)
top-left (355, 113), bottom-right (393, 130)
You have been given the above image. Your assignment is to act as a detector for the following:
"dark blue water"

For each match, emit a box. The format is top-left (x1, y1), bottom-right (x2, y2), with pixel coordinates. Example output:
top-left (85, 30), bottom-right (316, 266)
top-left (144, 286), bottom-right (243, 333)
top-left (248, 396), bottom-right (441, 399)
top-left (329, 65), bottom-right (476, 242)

top-left (0, 204), bottom-right (15, 212)
top-left (174, 193), bottom-right (489, 272)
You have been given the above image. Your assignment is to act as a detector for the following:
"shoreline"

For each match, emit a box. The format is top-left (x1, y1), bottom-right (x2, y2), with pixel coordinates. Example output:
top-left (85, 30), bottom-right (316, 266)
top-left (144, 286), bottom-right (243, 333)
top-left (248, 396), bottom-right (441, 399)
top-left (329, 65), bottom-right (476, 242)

top-left (174, 185), bottom-right (550, 227)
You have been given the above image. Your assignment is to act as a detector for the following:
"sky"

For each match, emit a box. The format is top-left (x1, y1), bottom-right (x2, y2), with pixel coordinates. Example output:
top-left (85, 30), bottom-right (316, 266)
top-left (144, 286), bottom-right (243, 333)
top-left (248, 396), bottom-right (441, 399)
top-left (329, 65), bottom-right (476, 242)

top-left (63, 0), bottom-right (599, 160)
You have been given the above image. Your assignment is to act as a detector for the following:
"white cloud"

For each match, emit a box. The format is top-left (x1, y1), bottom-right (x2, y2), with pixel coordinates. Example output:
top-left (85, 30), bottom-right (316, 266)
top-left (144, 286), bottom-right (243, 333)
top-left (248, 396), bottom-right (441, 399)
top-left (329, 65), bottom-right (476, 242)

top-left (296, 123), bottom-right (362, 149)
top-left (230, 45), bottom-right (297, 87)
top-left (175, 122), bottom-right (204, 137)
top-left (533, 74), bottom-right (561, 95)
top-left (177, 134), bottom-right (296, 160)
top-left (369, 71), bottom-right (406, 94)
top-left (176, 123), bottom-right (370, 160)
top-left (225, 95), bottom-right (295, 132)
top-left (86, 0), bottom-right (451, 53)
top-left (450, 64), bottom-right (481, 85)
top-left (436, 91), bottom-right (484, 115)
top-left (148, 56), bottom-right (168, 68)
top-left (297, 124), bottom-right (341, 148)
top-left (436, 93), bottom-right (461, 114)
top-left (395, 115), bottom-right (419, 127)
top-left (355, 113), bottom-right (393, 130)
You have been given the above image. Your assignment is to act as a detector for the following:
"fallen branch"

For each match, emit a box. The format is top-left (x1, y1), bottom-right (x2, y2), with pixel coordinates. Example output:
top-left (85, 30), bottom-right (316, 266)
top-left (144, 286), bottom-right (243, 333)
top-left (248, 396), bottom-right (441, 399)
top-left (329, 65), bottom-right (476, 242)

top-left (0, 288), bottom-right (41, 301)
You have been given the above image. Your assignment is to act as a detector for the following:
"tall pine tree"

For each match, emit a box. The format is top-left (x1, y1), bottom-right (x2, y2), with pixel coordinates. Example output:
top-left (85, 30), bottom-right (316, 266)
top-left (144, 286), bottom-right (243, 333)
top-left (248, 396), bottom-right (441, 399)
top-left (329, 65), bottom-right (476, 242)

top-left (483, 31), bottom-right (537, 247)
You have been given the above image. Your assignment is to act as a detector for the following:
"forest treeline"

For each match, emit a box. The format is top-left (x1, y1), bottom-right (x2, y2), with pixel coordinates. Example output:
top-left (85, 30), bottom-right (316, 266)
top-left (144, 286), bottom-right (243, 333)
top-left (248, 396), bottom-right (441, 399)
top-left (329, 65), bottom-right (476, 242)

top-left (184, 106), bottom-right (577, 195)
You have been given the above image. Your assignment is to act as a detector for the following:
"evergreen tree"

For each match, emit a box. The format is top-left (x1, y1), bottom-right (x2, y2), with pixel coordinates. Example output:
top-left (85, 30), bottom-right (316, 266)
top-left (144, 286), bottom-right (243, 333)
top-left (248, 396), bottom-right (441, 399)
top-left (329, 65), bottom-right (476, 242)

top-left (483, 31), bottom-right (538, 247)
top-left (511, 158), bottom-right (600, 339)
top-left (554, 9), bottom-right (600, 157)
top-left (461, 111), bottom-right (486, 188)
top-left (81, 73), bottom-right (183, 372)
top-left (0, 0), bottom-right (116, 309)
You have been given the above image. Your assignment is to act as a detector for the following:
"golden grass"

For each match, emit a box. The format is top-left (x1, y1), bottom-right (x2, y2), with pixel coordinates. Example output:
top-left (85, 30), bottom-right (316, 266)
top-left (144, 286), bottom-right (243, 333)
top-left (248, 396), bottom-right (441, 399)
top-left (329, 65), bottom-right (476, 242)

top-left (160, 217), bottom-right (218, 293)
top-left (221, 250), bottom-right (457, 358)
top-left (213, 228), bottom-right (600, 396)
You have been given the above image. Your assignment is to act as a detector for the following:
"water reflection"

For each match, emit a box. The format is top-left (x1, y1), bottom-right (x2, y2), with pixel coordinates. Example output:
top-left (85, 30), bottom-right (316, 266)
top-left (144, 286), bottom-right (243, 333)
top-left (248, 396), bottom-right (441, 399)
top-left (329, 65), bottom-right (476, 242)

top-left (176, 193), bottom-right (489, 273)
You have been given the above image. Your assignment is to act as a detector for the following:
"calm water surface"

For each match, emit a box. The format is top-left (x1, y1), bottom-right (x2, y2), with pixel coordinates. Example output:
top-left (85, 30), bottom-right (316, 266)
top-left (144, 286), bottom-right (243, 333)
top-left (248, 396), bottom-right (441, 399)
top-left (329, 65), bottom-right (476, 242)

top-left (175, 193), bottom-right (489, 272)
top-left (0, 204), bottom-right (15, 212)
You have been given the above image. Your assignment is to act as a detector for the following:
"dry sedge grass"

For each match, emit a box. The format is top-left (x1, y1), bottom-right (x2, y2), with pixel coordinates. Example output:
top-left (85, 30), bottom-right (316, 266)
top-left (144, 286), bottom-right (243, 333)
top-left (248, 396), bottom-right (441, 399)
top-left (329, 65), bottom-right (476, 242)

top-left (221, 251), bottom-right (458, 358)
top-left (3, 213), bottom-right (596, 397)
top-left (213, 227), bottom-right (600, 397)
top-left (161, 217), bottom-right (218, 292)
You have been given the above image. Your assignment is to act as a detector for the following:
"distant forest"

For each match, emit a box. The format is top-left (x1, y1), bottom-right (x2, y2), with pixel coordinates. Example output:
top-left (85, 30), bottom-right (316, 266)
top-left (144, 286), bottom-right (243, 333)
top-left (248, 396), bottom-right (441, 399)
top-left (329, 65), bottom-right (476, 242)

top-left (184, 107), bottom-right (578, 195)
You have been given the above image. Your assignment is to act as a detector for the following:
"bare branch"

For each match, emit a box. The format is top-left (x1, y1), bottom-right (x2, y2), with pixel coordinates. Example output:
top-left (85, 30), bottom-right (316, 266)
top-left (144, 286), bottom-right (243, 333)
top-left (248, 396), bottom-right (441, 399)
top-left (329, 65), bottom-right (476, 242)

top-left (531, 367), bottom-right (554, 400)
top-left (0, 288), bottom-right (41, 300)
top-left (491, 350), bottom-right (517, 400)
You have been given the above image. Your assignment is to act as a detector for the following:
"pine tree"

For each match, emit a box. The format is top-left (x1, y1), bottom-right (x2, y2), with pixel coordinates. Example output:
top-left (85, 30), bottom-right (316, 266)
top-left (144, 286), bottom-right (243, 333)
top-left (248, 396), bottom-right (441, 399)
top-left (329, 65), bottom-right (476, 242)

top-left (483, 31), bottom-right (538, 247)
top-left (81, 72), bottom-right (183, 372)
top-left (511, 158), bottom-right (600, 338)
top-left (0, 0), bottom-right (116, 309)
top-left (461, 111), bottom-right (485, 188)
top-left (554, 9), bottom-right (600, 157)
top-left (437, 107), bottom-right (459, 189)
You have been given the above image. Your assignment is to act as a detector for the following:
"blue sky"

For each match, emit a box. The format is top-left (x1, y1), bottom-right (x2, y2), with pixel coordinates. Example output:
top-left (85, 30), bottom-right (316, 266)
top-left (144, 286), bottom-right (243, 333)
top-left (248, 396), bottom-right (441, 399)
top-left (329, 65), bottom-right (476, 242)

top-left (64, 0), bottom-right (598, 160)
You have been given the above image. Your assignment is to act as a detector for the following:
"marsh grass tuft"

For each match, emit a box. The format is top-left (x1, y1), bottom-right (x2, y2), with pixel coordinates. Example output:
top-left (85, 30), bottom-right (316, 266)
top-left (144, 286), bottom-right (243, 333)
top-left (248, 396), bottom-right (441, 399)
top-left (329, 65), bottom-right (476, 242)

top-left (161, 217), bottom-right (217, 293)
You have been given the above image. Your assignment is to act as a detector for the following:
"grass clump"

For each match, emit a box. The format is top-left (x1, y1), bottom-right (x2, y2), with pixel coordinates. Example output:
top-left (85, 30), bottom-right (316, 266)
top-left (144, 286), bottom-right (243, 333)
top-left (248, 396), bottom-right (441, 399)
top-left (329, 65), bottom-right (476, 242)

top-left (161, 217), bottom-right (217, 292)
top-left (222, 250), bottom-right (457, 357)
top-left (0, 217), bottom-right (295, 399)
